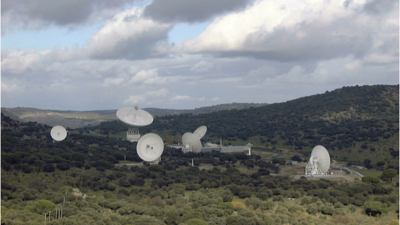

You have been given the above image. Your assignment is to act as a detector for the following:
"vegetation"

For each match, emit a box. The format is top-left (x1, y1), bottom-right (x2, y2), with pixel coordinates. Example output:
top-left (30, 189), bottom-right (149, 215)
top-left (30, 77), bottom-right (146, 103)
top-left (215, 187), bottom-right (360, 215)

top-left (1, 85), bottom-right (399, 224)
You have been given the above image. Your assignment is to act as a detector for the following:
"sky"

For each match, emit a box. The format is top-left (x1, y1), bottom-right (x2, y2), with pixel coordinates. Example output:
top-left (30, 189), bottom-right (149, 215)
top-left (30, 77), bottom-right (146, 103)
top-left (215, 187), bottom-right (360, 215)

top-left (1, 0), bottom-right (399, 111)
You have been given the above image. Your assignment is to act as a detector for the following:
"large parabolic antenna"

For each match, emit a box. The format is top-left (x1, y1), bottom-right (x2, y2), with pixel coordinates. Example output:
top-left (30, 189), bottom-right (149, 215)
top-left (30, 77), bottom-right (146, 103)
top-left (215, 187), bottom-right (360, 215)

top-left (137, 133), bottom-right (164, 162)
top-left (305, 145), bottom-right (331, 176)
top-left (50, 125), bottom-right (67, 141)
top-left (116, 106), bottom-right (153, 142)
top-left (181, 126), bottom-right (207, 153)
top-left (192, 126), bottom-right (207, 141)
top-left (116, 106), bottom-right (153, 127)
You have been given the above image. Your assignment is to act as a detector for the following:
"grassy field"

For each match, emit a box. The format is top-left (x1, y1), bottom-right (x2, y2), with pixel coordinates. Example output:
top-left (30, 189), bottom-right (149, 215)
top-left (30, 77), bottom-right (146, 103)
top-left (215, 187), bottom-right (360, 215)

top-left (351, 168), bottom-right (383, 178)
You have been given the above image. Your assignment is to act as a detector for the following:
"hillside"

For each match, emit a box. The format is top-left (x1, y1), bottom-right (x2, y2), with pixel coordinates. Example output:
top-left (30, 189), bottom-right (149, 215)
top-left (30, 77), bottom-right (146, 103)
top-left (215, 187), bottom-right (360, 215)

top-left (1, 110), bottom-right (399, 225)
top-left (1, 103), bottom-right (266, 129)
top-left (89, 85), bottom-right (399, 164)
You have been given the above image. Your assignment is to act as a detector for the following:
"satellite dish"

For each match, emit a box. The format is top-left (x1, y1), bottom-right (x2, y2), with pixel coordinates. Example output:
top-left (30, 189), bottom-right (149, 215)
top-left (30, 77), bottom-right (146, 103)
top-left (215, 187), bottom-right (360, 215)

top-left (181, 126), bottom-right (207, 153)
top-left (116, 106), bottom-right (153, 127)
top-left (136, 133), bottom-right (164, 162)
top-left (50, 125), bottom-right (67, 141)
top-left (182, 132), bottom-right (193, 146)
top-left (305, 145), bottom-right (331, 176)
top-left (191, 139), bottom-right (202, 153)
top-left (192, 126), bottom-right (207, 141)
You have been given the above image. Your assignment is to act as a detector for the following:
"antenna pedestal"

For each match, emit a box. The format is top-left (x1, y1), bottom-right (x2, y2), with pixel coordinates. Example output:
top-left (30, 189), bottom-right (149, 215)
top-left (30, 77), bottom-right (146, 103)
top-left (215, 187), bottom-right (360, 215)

top-left (127, 128), bottom-right (140, 142)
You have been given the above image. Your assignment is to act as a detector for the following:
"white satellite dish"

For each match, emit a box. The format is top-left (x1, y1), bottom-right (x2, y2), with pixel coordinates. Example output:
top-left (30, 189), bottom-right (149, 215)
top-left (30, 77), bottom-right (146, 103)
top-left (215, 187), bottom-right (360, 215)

top-left (181, 126), bottom-right (207, 153)
top-left (182, 132), bottom-right (193, 146)
top-left (305, 145), bottom-right (331, 176)
top-left (192, 126), bottom-right (207, 141)
top-left (136, 133), bottom-right (164, 162)
top-left (191, 139), bottom-right (202, 153)
top-left (50, 125), bottom-right (67, 141)
top-left (116, 106), bottom-right (153, 127)
top-left (116, 106), bottom-right (153, 142)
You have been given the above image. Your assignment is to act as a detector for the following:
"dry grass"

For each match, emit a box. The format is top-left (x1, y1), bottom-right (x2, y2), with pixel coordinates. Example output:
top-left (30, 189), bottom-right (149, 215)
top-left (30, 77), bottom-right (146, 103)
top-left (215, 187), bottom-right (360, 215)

top-left (231, 201), bottom-right (246, 208)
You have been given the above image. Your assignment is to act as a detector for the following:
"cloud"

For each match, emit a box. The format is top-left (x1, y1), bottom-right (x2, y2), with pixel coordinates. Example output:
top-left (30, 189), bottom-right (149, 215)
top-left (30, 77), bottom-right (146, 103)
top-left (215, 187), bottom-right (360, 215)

top-left (190, 60), bottom-right (213, 72)
top-left (148, 88), bottom-right (169, 96)
top-left (143, 0), bottom-right (254, 23)
top-left (123, 95), bottom-right (145, 105)
top-left (183, 0), bottom-right (398, 62)
top-left (1, 82), bottom-right (18, 92)
top-left (86, 7), bottom-right (173, 60)
top-left (129, 68), bottom-right (159, 85)
top-left (172, 95), bottom-right (191, 101)
top-left (1, 0), bottom-right (134, 32)
top-left (103, 77), bottom-right (126, 86)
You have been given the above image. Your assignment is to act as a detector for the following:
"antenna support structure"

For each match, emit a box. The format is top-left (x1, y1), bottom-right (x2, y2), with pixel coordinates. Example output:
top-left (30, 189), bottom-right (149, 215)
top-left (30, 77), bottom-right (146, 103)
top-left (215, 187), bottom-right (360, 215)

top-left (127, 128), bottom-right (140, 142)
top-left (305, 145), bottom-right (331, 176)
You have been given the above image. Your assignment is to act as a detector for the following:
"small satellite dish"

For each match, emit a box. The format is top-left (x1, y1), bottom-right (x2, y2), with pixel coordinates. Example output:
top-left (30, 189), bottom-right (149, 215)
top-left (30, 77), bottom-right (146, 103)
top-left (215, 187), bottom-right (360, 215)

top-left (116, 106), bottom-right (153, 127)
top-left (136, 133), bottom-right (164, 162)
top-left (305, 145), bottom-right (331, 176)
top-left (192, 126), bottom-right (207, 141)
top-left (50, 125), bottom-right (67, 141)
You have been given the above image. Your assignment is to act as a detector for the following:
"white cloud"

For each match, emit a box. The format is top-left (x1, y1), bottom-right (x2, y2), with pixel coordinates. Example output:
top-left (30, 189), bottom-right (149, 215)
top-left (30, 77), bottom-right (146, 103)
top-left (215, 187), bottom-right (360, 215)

top-left (1, 82), bottom-right (18, 92)
top-left (1, 50), bottom-right (45, 74)
top-left (123, 95), bottom-right (145, 105)
top-left (211, 97), bottom-right (220, 101)
top-left (190, 60), bottom-right (213, 72)
top-left (148, 88), bottom-right (169, 96)
top-left (172, 95), bottom-right (191, 101)
top-left (182, 0), bottom-right (398, 61)
top-left (129, 68), bottom-right (159, 85)
top-left (103, 77), bottom-right (125, 86)
top-left (86, 7), bottom-right (173, 59)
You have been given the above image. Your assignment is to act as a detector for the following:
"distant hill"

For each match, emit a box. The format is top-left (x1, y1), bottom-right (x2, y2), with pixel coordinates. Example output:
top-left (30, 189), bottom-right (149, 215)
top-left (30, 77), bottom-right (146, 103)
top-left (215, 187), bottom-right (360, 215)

top-left (1, 103), bottom-right (266, 129)
top-left (87, 84), bottom-right (399, 164)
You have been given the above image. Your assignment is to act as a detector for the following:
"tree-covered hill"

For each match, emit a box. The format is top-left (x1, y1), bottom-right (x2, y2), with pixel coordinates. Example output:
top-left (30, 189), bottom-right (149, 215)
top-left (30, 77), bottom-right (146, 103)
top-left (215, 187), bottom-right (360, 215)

top-left (91, 85), bottom-right (399, 164)
top-left (1, 95), bottom-right (399, 224)
top-left (1, 112), bottom-right (399, 225)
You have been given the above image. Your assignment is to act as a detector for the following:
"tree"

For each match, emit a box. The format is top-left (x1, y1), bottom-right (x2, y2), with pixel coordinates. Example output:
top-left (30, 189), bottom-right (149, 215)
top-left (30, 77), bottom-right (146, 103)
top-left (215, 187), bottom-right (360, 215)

top-left (32, 199), bottom-right (56, 214)
top-left (381, 169), bottom-right (397, 181)
top-left (42, 164), bottom-right (55, 172)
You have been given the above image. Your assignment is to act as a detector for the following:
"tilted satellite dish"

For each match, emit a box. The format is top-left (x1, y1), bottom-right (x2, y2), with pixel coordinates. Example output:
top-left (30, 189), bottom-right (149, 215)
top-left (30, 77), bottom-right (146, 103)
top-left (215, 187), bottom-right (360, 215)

top-left (191, 139), bottom-right (202, 153)
top-left (305, 145), bottom-right (331, 176)
top-left (136, 133), bottom-right (164, 162)
top-left (181, 126), bottom-right (207, 153)
top-left (116, 106), bottom-right (153, 142)
top-left (50, 125), bottom-right (67, 141)
top-left (192, 126), bottom-right (207, 141)
top-left (116, 106), bottom-right (153, 127)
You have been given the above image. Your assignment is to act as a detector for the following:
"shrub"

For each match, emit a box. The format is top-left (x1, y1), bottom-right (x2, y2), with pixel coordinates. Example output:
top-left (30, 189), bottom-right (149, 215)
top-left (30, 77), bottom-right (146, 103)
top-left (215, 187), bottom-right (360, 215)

top-left (184, 218), bottom-right (208, 225)
top-left (364, 201), bottom-right (388, 217)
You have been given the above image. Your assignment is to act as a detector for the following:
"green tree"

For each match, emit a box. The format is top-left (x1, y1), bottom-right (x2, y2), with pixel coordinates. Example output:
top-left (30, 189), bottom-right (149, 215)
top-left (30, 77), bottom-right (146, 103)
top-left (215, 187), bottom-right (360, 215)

top-left (32, 199), bottom-right (56, 214)
top-left (381, 169), bottom-right (397, 181)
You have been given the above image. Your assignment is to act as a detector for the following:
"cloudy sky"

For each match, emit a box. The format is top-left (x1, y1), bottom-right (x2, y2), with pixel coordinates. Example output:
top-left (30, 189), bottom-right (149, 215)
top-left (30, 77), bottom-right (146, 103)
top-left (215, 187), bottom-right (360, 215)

top-left (2, 0), bottom-right (398, 111)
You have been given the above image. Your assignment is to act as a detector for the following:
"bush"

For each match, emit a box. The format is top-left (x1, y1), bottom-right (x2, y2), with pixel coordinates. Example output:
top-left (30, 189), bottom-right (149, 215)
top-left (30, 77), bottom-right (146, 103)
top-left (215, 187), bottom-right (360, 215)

top-left (57, 163), bottom-right (70, 171)
top-left (364, 201), bottom-right (388, 217)
top-left (184, 218), bottom-right (208, 225)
